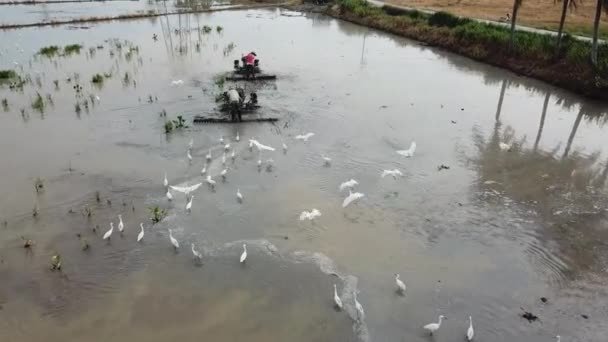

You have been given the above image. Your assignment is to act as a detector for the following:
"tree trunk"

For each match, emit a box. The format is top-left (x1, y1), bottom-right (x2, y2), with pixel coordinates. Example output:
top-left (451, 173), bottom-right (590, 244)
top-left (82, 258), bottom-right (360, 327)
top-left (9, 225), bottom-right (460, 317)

top-left (509, 0), bottom-right (521, 50)
top-left (534, 92), bottom-right (551, 151)
top-left (591, 0), bottom-right (603, 66)
top-left (556, 0), bottom-right (570, 56)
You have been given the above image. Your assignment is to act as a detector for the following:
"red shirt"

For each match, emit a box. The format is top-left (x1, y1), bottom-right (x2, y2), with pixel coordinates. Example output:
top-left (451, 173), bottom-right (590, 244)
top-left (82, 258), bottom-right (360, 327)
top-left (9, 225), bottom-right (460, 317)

top-left (245, 53), bottom-right (256, 65)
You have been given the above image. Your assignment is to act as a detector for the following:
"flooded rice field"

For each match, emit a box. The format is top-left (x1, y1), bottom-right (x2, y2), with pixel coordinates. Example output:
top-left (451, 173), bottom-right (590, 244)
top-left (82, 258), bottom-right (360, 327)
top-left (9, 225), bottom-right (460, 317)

top-left (1, 8), bottom-right (608, 342)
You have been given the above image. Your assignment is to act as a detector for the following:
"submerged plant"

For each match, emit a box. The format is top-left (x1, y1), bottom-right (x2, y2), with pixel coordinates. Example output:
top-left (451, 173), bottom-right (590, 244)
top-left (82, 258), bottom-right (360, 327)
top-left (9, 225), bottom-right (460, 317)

top-left (64, 44), bottom-right (82, 55)
top-left (149, 206), bottom-right (167, 224)
top-left (0, 69), bottom-right (17, 80)
top-left (2, 98), bottom-right (8, 111)
top-left (31, 93), bottom-right (44, 112)
top-left (34, 177), bottom-right (44, 193)
top-left (91, 73), bottom-right (104, 84)
top-left (38, 45), bottom-right (60, 57)
top-left (75, 102), bottom-right (81, 114)
top-left (202, 25), bottom-right (212, 34)
top-left (83, 205), bottom-right (93, 218)
top-left (53, 79), bottom-right (59, 89)
top-left (216, 25), bottom-right (223, 33)
top-left (32, 204), bottom-right (39, 218)
top-left (173, 115), bottom-right (187, 129)
top-left (164, 120), bottom-right (174, 134)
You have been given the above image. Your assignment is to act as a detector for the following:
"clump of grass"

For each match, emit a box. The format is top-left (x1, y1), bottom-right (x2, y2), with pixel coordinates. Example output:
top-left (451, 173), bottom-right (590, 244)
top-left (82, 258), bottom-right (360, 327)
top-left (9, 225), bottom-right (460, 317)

top-left (216, 25), bottom-right (223, 33)
top-left (53, 79), bottom-right (59, 89)
top-left (164, 121), bottom-right (174, 133)
top-left (0, 69), bottom-right (17, 80)
top-left (149, 206), bottom-right (167, 224)
top-left (2, 98), bottom-right (8, 111)
top-left (64, 44), bottom-right (82, 55)
top-left (91, 73), bottom-right (104, 84)
top-left (164, 115), bottom-right (188, 134)
top-left (95, 191), bottom-right (101, 202)
top-left (160, 109), bottom-right (167, 117)
top-left (50, 254), bottom-right (62, 271)
top-left (202, 25), bottom-right (212, 34)
top-left (31, 93), bottom-right (44, 112)
top-left (38, 45), bottom-right (60, 57)
top-left (83, 206), bottom-right (93, 218)
top-left (32, 204), bottom-right (39, 218)
top-left (75, 102), bottom-right (81, 114)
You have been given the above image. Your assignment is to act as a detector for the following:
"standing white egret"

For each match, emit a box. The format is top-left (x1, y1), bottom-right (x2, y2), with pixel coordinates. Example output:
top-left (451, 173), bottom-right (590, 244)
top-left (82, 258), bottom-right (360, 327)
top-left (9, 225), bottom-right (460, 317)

top-left (118, 215), bottom-right (124, 234)
top-left (339, 179), bottom-right (358, 192)
top-left (187, 149), bottom-right (193, 163)
top-left (186, 195), bottom-right (193, 212)
top-left (236, 188), bottom-right (243, 202)
top-left (231, 149), bottom-right (236, 161)
top-left (206, 150), bottom-right (212, 162)
top-left (295, 132), bottom-right (315, 141)
top-left (191, 243), bottom-right (202, 260)
top-left (333, 284), bottom-right (343, 310)
top-left (354, 291), bottom-right (365, 319)
top-left (206, 175), bottom-right (216, 189)
top-left (240, 243), bottom-right (247, 263)
top-left (396, 141), bottom-right (417, 158)
top-left (248, 139), bottom-right (254, 152)
top-left (423, 315), bottom-right (445, 336)
top-left (219, 136), bottom-right (224, 145)
top-left (168, 229), bottom-right (179, 249)
top-left (395, 274), bottom-right (406, 294)
top-left (137, 223), bottom-right (144, 242)
top-left (222, 153), bottom-right (226, 166)
top-left (236, 132), bottom-right (240, 142)
top-left (224, 143), bottom-right (230, 152)
top-left (257, 158), bottom-right (262, 168)
top-left (103, 222), bottom-right (114, 240)
top-left (188, 137), bottom-right (193, 149)
top-left (163, 172), bottom-right (169, 187)
top-left (322, 155), bottom-right (331, 166)
top-left (221, 169), bottom-right (228, 181)
top-left (343, 190), bottom-right (364, 208)
top-left (467, 316), bottom-right (474, 341)
top-left (201, 165), bottom-right (207, 175)
top-left (282, 141), bottom-right (288, 153)
top-left (166, 188), bottom-right (173, 201)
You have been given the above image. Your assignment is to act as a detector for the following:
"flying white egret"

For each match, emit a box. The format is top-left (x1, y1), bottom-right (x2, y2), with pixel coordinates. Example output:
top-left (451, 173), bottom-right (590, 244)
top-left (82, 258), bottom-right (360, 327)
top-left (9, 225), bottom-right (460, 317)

top-left (170, 183), bottom-right (202, 194)
top-left (187, 149), bottom-right (192, 163)
top-left (170, 79), bottom-right (184, 86)
top-left (343, 190), bottom-right (364, 208)
top-left (381, 169), bottom-right (403, 179)
top-left (206, 150), bottom-right (212, 162)
top-left (354, 291), bottom-right (365, 319)
top-left (240, 243), bottom-right (247, 263)
top-left (221, 169), bottom-right (228, 181)
top-left (163, 172), bottom-right (169, 187)
top-left (137, 223), bottom-right (144, 242)
top-left (224, 143), bottom-right (230, 152)
top-left (424, 315), bottom-right (445, 336)
top-left (395, 274), bottom-right (406, 294)
top-left (231, 150), bottom-right (236, 161)
top-left (201, 165), bottom-right (207, 175)
top-left (186, 195), bottom-right (193, 212)
top-left (166, 188), bottom-right (173, 201)
top-left (236, 188), bottom-right (243, 202)
top-left (300, 209), bottom-right (321, 220)
top-left (295, 132), bottom-right (315, 141)
top-left (219, 136), bottom-right (224, 145)
top-left (339, 179), bottom-right (358, 192)
top-left (250, 139), bottom-right (275, 152)
top-left (103, 222), bottom-right (114, 240)
top-left (555, 336), bottom-right (560, 342)
top-left (322, 155), bottom-right (331, 166)
top-left (499, 142), bottom-right (511, 151)
top-left (282, 141), bottom-right (288, 153)
top-left (222, 153), bottom-right (226, 166)
top-left (333, 284), bottom-right (343, 310)
top-left (118, 215), bottom-right (124, 233)
top-left (191, 243), bottom-right (202, 260)
top-left (396, 141), bottom-right (417, 158)
top-left (188, 138), bottom-right (193, 149)
top-left (257, 158), bottom-right (262, 168)
top-left (236, 132), bottom-right (240, 142)
top-left (467, 316), bottom-right (474, 341)
top-left (168, 229), bottom-right (179, 249)
top-left (206, 175), bottom-right (216, 188)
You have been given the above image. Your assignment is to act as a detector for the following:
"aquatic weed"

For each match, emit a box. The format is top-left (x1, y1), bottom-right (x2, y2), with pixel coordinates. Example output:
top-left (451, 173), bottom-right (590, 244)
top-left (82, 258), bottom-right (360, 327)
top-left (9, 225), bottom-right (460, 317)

top-left (202, 25), bottom-right (212, 34)
top-left (0, 69), bottom-right (17, 80)
top-left (34, 177), bottom-right (44, 193)
top-left (164, 121), bottom-right (174, 134)
top-left (91, 73), bottom-right (104, 84)
top-left (64, 44), bottom-right (82, 55)
top-left (149, 206), bottom-right (167, 224)
top-left (75, 102), bottom-right (81, 114)
top-left (31, 93), bottom-right (44, 112)
top-left (38, 45), bottom-right (60, 57)
top-left (216, 25), bottom-right (223, 33)
top-left (2, 98), bottom-right (8, 111)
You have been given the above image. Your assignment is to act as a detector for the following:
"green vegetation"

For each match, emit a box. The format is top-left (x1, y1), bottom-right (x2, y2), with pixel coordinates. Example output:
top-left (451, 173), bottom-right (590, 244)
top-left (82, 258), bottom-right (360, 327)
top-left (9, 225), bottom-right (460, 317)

top-left (164, 121), bottom-right (174, 133)
top-left (149, 206), bottom-right (167, 224)
top-left (64, 44), bottom-right (82, 55)
top-left (31, 93), bottom-right (44, 112)
top-left (2, 98), bottom-right (8, 111)
top-left (202, 25), bottom-right (212, 34)
top-left (0, 69), bottom-right (17, 80)
top-left (216, 25), bottom-right (223, 33)
top-left (38, 45), bottom-right (60, 57)
top-left (335, 0), bottom-right (608, 97)
top-left (164, 115), bottom-right (188, 134)
top-left (91, 73), bottom-right (104, 84)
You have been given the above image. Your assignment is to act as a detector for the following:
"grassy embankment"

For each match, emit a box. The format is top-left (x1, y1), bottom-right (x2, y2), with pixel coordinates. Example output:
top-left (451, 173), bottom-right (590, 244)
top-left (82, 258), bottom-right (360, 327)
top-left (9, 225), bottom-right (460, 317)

top-left (330, 0), bottom-right (608, 101)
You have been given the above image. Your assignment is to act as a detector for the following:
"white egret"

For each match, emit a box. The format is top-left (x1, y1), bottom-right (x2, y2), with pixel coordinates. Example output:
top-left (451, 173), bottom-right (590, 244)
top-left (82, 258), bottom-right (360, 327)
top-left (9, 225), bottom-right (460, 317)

top-left (396, 141), bottom-right (417, 158)
top-left (236, 132), bottom-right (240, 142)
top-left (191, 243), bottom-right (202, 260)
top-left (499, 142), bottom-right (511, 151)
top-left (249, 139), bottom-right (254, 151)
top-left (166, 188), bottom-right (173, 201)
top-left (201, 165), bottom-right (207, 175)
top-left (219, 136), bottom-right (224, 145)
top-left (381, 169), bottom-right (403, 179)
top-left (322, 155), bottom-right (331, 166)
top-left (222, 153), bottom-right (226, 165)
top-left (206, 150), bottom-right (212, 162)
top-left (295, 132), bottom-right (315, 141)
top-left (170, 79), bottom-right (184, 86)
top-left (395, 274), bottom-right (406, 294)
top-left (423, 315), bottom-right (445, 336)
top-left (343, 190), bottom-right (364, 208)
top-left (170, 183), bottom-right (202, 194)
top-left (187, 149), bottom-right (192, 163)
top-left (118, 215), bottom-right (124, 233)
top-left (103, 222), bottom-right (114, 240)
top-left (224, 143), bottom-right (230, 152)
top-left (333, 284), bottom-right (343, 310)
top-left (186, 195), bottom-right (193, 212)
top-left (188, 137), bottom-right (193, 149)
top-left (339, 179), bottom-right (358, 192)
top-left (555, 336), bottom-right (561, 342)
top-left (236, 188), bottom-right (243, 202)
top-left (221, 169), bottom-right (228, 181)
top-left (257, 158), bottom-right (262, 167)
top-left (354, 291), bottom-right (365, 319)
top-left (300, 209), bottom-right (321, 220)
top-left (163, 172), bottom-right (168, 187)
top-left (137, 223), bottom-right (144, 242)
top-left (206, 175), bottom-right (216, 188)
top-left (240, 243), bottom-right (247, 263)
top-left (467, 316), bottom-right (474, 341)
top-left (168, 229), bottom-right (179, 249)
top-left (250, 139), bottom-right (275, 152)
top-left (282, 141), bottom-right (288, 153)
top-left (95, 95), bottom-right (101, 102)
top-left (231, 150), bottom-right (236, 161)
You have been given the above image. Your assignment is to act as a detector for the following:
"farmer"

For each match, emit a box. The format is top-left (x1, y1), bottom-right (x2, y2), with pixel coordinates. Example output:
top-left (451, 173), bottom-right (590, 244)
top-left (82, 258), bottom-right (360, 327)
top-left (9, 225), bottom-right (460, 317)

top-left (226, 88), bottom-right (242, 122)
top-left (243, 51), bottom-right (257, 79)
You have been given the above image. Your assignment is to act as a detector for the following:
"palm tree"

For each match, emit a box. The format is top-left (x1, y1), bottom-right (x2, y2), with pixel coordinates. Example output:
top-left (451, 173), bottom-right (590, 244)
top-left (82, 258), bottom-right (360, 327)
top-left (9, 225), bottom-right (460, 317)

top-left (591, 0), bottom-right (608, 66)
top-left (509, 0), bottom-right (523, 50)
top-left (555, 0), bottom-right (577, 55)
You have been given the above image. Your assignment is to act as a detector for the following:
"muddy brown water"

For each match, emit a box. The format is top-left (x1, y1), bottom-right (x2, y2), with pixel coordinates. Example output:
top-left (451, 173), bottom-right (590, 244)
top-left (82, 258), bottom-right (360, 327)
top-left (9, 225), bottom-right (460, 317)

top-left (1, 8), bottom-right (608, 342)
